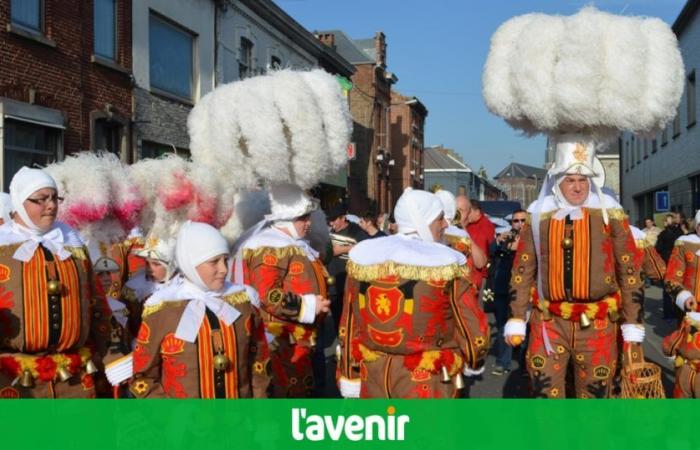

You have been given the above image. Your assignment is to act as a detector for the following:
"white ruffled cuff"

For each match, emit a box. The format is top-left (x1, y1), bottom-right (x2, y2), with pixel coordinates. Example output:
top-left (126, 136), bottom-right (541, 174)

top-left (338, 377), bottom-right (361, 398)
top-left (621, 323), bottom-right (645, 343)
top-left (504, 319), bottom-right (526, 337)
top-left (298, 294), bottom-right (317, 324)
top-left (677, 290), bottom-right (694, 311)
top-left (463, 365), bottom-right (485, 377)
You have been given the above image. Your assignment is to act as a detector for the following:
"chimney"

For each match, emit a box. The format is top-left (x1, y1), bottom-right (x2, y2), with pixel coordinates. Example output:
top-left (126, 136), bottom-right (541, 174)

top-left (316, 32), bottom-right (336, 49)
top-left (375, 31), bottom-right (386, 68)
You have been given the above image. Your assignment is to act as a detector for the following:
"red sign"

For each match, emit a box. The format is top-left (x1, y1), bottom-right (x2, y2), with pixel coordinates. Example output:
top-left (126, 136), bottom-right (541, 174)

top-left (347, 142), bottom-right (356, 161)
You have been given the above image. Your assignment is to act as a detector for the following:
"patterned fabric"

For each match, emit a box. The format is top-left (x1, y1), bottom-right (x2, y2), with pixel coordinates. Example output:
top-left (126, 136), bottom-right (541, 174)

top-left (129, 294), bottom-right (269, 399)
top-left (526, 312), bottom-right (618, 398)
top-left (241, 245), bottom-right (326, 398)
top-left (338, 267), bottom-right (489, 398)
top-left (510, 208), bottom-right (644, 324)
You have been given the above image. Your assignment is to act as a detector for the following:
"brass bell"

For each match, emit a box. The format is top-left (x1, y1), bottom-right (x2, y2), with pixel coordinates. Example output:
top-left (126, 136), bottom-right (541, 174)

top-left (562, 237), bottom-right (574, 250)
top-left (47, 279), bottom-right (62, 296)
top-left (453, 373), bottom-right (465, 390)
top-left (579, 313), bottom-right (591, 329)
top-left (326, 276), bottom-right (335, 286)
top-left (57, 366), bottom-right (73, 382)
top-left (335, 344), bottom-right (342, 362)
top-left (440, 365), bottom-right (451, 383)
top-left (309, 335), bottom-right (317, 347)
top-left (608, 309), bottom-right (620, 323)
top-left (213, 353), bottom-right (230, 371)
top-left (85, 360), bottom-right (98, 375)
top-left (20, 369), bottom-right (34, 388)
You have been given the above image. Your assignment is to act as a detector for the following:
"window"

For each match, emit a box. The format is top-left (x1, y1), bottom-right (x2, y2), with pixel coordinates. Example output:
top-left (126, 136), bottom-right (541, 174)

top-left (93, 118), bottom-right (122, 155)
top-left (630, 136), bottom-right (635, 168)
top-left (11, 0), bottom-right (42, 32)
top-left (673, 107), bottom-right (681, 138)
top-left (636, 137), bottom-right (641, 164)
top-left (661, 127), bottom-right (668, 146)
top-left (239, 37), bottom-right (253, 79)
top-left (688, 70), bottom-right (696, 128)
top-left (3, 118), bottom-right (61, 191)
top-left (270, 55), bottom-right (281, 71)
top-left (141, 141), bottom-right (190, 159)
top-left (643, 139), bottom-right (648, 159)
top-left (652, 139), bottom-right (657, 154)
top-left (149, 13), bottom-right (195, 101)
top-left (94, 0), bottom-right (117, 61)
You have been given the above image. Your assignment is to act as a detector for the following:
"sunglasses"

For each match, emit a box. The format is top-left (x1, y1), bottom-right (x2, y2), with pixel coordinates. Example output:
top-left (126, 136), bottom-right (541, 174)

top-left (511, 219), bottom-right (526, 223)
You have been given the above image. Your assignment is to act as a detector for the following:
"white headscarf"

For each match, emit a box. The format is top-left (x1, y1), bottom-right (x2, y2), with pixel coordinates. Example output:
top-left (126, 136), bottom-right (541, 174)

top-left (0, 193), bottom-right (11, 224)
top-left (9, 167), bottom-right (57, 232)
top-left (434, 190), bottom-right (457, 224)
top-left (173, 221), bottom-right (240, 342)
top-left (695, 209), bottom-right (700, 227)
top-left (176, 221), bottom-right (230, 291)
top-left (394, 188), bottom-right (443, 242)
top-left (7, 167), bottom-right (71, 262)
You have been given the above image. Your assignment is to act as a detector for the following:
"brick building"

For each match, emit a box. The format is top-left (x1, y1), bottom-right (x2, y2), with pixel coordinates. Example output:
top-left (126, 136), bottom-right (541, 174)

top-left (0, 0), bottom-right (133, 189)
top-left (494, 162), bottom-right (546, 208)
top-left (390, 90), bottom-right (427, 203)
top-left (318, 30), bottom-right (397, 214)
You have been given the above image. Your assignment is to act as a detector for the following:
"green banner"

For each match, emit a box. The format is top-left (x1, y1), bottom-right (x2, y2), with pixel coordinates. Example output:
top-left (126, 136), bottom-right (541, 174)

top-left (0, 399), bottom-right (696, 449)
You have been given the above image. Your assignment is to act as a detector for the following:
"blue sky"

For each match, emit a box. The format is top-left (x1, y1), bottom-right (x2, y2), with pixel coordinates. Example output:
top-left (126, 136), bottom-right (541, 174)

top-left (279, 0), bottom-right (687, 177)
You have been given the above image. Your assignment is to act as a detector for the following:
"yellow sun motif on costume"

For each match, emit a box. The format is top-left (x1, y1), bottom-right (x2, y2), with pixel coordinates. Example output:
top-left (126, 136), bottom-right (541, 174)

top-left (627, 276), bottom-right (637, 285)
top-left (677, 270), bottom-right (684, 277)
top-left (513, 275), bottom-right (523, 284)
top-left (253, 362), bottom-right (265, 374)
top-left (133, 380), bottom-right (148, 394)
top-left (475, 337), bottom-right (486, 347)
top-left (550, 388), bottom-right (560, 398)
top-left (521, 254), bottom-right (529, 262)
top-left (338, 327), bottom-right (347, 337)
top-left (621, 255), bottom-right (630, 263)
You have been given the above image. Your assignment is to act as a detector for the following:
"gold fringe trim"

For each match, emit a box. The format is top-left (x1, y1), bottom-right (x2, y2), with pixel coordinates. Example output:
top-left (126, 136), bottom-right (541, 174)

top-left (445, 234), bottom-right (471, 248)
top-left (635, 239), bottom-right (647, 250)
top-left (142, 300), bottom-right (188, 318)
top-left (68, 246), bottom-right (88, 260)
top-left (243, 245), bottom-right (307, 260)
top-left (347, 260), bottom-right (468, 282)
top-left (223, 291), bottom-right (250, 306)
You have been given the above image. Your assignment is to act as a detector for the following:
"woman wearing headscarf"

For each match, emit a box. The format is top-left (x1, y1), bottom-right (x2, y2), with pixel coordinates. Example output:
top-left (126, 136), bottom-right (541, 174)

top-left (128, 222), bottom-right (269, 398)
top-left (337, 188), bottom-right (490, 398)
top-left (234, 184), bottom-right (331, 398)
top-left (0, 167), bottom-right (107, 398)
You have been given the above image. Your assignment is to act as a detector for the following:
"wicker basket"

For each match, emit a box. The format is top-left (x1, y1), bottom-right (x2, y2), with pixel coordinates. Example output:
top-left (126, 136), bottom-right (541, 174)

top-left (620, 362), bottom-right (666, 399)
top-left (618, 343), bottom-right (666, 399)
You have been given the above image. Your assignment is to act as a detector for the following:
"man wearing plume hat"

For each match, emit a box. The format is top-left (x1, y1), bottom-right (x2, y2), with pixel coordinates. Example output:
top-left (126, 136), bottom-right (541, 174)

top-left (504, 138), bottom-right (644, 398)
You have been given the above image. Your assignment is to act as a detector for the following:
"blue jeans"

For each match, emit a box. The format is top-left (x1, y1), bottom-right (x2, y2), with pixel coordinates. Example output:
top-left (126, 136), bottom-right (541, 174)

top-left (494, 293), bottom-right (513, 370)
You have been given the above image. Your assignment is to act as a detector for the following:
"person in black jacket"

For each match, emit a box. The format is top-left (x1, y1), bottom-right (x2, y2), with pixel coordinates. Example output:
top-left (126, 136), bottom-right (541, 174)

top-left (486, 209), bottom-right (526, 375)
top-left (656, 213), bottom-right (684, 320)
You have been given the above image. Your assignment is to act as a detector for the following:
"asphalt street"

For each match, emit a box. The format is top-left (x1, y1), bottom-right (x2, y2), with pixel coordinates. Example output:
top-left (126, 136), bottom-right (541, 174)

top-left (467, 286), bottom-right (677, 398)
